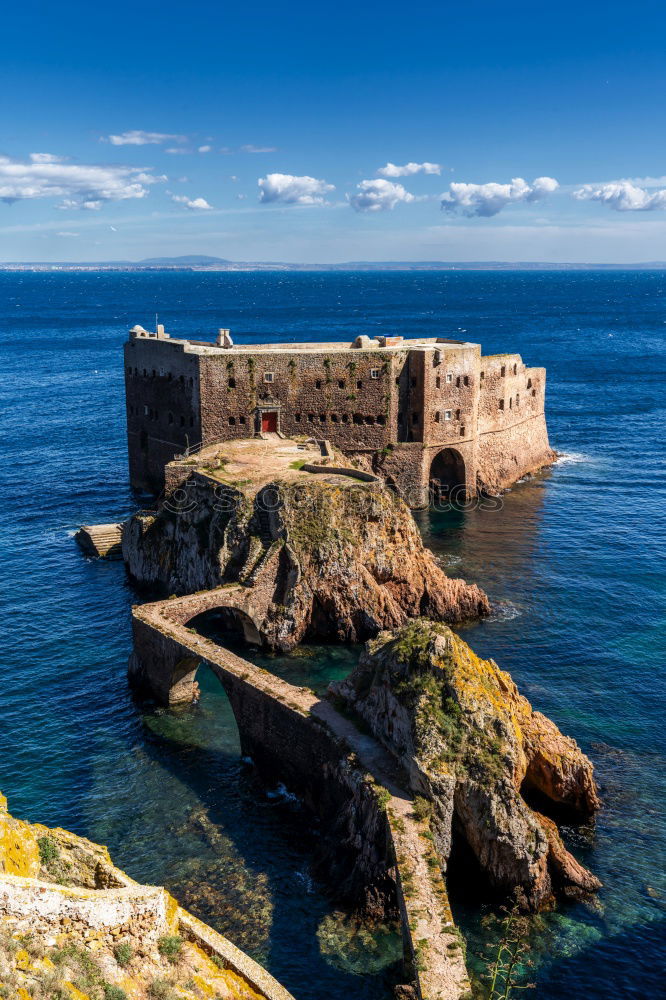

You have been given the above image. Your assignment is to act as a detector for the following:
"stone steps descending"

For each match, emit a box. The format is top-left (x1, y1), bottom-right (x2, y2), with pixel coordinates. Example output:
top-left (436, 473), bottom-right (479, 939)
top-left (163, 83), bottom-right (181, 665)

top-left (75, 523), bottom-right (124, 560)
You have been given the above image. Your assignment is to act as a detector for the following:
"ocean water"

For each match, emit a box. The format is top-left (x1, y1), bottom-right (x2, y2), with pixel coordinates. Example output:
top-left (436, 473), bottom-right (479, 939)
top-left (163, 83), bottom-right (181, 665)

top-left (0, 270), bottom-right (664, 999)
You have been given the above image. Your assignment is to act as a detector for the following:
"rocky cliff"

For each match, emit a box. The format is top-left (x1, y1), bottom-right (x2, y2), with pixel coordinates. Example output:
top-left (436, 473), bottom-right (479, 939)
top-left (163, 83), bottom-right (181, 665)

top-left (0, 793), bottom-right (293, 1000)
top-left (123, 473), bottom-right (489, 650)
top-left (330, 620), bottom-right (601, 911)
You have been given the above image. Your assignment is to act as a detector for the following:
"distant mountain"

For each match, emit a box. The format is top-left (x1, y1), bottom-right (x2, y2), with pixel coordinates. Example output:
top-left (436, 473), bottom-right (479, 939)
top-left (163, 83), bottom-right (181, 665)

top-left (140, 255), bottom-right (231, 265)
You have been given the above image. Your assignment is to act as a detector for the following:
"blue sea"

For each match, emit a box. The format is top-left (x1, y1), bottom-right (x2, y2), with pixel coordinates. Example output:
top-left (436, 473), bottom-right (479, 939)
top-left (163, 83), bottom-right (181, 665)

top-left (0, 270), bottom-right (664, 999)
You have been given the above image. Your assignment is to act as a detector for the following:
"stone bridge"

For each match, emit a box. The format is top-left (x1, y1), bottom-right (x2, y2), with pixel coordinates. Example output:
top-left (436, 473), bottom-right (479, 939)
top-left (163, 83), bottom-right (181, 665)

top-left (129, 588), bottom-right (470, 1000)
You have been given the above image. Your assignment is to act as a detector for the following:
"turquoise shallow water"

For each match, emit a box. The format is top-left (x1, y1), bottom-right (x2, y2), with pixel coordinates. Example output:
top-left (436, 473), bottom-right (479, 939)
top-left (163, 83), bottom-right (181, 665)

top-left (0, 270), bottom-right (664, 998)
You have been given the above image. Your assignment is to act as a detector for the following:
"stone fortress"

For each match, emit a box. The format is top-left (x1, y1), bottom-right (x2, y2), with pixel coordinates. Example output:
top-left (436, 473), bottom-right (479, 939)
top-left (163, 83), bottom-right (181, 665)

top-left (125, 323), bottom-right (555, 504)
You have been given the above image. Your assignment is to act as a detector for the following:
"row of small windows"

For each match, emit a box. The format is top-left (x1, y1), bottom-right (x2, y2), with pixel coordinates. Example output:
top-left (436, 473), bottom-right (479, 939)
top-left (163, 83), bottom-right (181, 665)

top-left (227, 373), bottom-right (380, 389)
top-left (128, 367), bottom-right (194, 386)
top-left (128, 405), bottom-right (194, 427)
top-left (292, 413), bottom-right (387, 426)
top-left (499, 393), bottom-right (522, 411)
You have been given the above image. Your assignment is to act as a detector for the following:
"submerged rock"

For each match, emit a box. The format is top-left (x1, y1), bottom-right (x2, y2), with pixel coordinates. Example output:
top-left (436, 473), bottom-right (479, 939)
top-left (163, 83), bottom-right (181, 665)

top-left (123, 473), bottom-right (489, 649)
top-left (330, 620), bottom-right (601, 910)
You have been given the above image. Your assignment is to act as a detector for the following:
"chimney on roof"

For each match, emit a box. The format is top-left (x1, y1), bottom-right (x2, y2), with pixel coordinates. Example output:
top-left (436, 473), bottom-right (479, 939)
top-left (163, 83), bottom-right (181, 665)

top-left (216, 328), bottom-right (233, 348)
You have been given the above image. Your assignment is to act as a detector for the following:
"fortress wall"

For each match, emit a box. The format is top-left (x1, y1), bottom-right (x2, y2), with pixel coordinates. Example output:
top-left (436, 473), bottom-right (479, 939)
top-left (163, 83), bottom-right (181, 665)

top-left (476, 355), bottom-right (553, 491)
top-left (199, 348), bottom-right (397, 451)
top-left (421, 343), bottom-right (480, 448)
top-left (125, 339), bottom-right (202, 492)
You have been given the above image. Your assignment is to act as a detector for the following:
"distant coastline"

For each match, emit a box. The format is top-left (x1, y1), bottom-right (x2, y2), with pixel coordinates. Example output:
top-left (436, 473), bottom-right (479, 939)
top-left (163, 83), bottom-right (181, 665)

top-left (2, 255), bottom-right (666, 273)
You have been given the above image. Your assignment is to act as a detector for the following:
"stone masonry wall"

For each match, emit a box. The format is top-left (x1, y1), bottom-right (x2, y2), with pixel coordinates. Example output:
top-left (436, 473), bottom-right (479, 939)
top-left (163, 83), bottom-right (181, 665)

top-left (124, 333), bottom-right (554, 500)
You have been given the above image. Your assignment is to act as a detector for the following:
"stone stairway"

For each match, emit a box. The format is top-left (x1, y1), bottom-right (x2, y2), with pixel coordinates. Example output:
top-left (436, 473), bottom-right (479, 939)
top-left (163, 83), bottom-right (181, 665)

top-left (75, 523), bottom-right (124, 560)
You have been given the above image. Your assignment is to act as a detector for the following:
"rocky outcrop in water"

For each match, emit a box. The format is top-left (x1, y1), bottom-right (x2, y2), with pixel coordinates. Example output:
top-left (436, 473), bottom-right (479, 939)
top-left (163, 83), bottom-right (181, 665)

top-left (123, 473), bottom-right (489, 650)
top-left (330, 620), bottom-right (601, 910)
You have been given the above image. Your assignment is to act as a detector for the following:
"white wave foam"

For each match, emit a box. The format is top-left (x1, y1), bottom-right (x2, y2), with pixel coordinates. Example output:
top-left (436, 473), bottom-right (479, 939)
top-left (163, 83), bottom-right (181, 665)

top-left (487, 601), bottom-right (522, 623)
top-left (267, 782), bottom-right (300, 805)
top-left (555, 451), bottom-right (590, 466)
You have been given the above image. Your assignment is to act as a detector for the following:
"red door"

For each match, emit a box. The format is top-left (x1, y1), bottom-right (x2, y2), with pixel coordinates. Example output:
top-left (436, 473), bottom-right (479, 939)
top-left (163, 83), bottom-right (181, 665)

top-left (261, 411), bottom-right (277, 433)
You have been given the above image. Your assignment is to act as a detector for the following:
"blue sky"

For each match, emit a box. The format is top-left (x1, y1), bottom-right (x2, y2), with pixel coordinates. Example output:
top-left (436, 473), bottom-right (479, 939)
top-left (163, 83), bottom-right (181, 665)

top-left (2, 0), bottom-right (666, 263)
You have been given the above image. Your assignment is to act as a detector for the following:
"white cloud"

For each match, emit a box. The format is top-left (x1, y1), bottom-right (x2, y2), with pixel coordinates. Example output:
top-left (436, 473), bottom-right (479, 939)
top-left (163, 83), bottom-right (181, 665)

top-left (573, 180), bottom-right (666, 212)
top-left (0, 154), bottom-right (164, 208)
top-left (165, 147), bottom-right (191, 155)
top-left (198, 145), bottom-right (212, 154)
top-left (171, 194), bottom-right (213, 210)
top-left (30, 153), bottom-right (66, 163)
top-left (258, 173), bottom-right (334, 205)
top-left (377, 161), bottom-right (441, 178)
top-left (105, 130), bottom-right (186, 146)
top-left (349, 178), bottom-right (416, 212)
top-left (441, 176), bottom-right (559, 217)
top-left (242, 144), bottom-right (277, 153)
top-left (56, 231), bottom-right (79, 237)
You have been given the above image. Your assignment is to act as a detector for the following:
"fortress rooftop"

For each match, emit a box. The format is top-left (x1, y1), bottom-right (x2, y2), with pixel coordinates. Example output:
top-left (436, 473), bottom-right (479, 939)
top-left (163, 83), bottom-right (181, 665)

top-left (129, 324), bottom-right (478, 354)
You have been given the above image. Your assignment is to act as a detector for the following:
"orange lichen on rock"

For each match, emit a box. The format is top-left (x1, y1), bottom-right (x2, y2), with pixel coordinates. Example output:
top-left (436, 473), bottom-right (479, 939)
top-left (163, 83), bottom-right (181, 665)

top-left (331, 619), bottom-right (602, 910)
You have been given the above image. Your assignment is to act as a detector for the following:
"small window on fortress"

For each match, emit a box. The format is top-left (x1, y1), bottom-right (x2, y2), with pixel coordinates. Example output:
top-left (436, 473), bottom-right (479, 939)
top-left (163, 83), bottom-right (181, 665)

top-left (516, 393), bottom-right (520, 406)
top-left (445, 410), bottom-right (452, 420)
top-left (527, 378), bottom-right (532, 389)
top-left (464, 375), bottom-right (469, 386)
top-left (513, 364), bottom-right (517, 375)
top-left (456, 409), bottom-right (461, 420)
top-left (532, 389), bottom-right (536, 397)
top-left (460, 426), bottom-right (465, 436)
top-left (319, 414), bottom-right (326, 422)
top-left (501, 365), bottom-right (506, 377)
top-left (308, 414), bottom-right (314, 422)
top-left (331, 413), bottom-right (338, 422)
top-left (435, 376), bottom-right (441, 389)
top-left (356, 380), bottom-right (363, 390)
top-left (456, 376), bottom-right (461, 387)
top-left (353, 414), bottom-right (363, 425)
top-left (239, 415), bottom-right (246, 424)
top-left (341, 413), bottom-right (349, 423)
top-left (434, 411), bottom-right (440, 423)
top-left (480, 371), bottom-right (484, 380)
top-left (295, 413), bottom-right (301, 422)
top-left (228, 416), bottom-right (236, 425)
top-left (446, 373), bottom-right (452, 384)
top-left (509, 397), bottom-right (513, 409)
top-left (338, 380), bottom-right (345, 389)
top-left (315, 380), bottom-right (322, 389)
top-left (228, 378), bottom-right (236, 388)
top-left (377, 415), bottom-right (386, 425)
top-left (370, 369), bottom-right (380, 379)
top-left (499, 399), bottom-right (504, 410)
top-left (365, 415), bottom-right (375, 424)
top-left (264, 372), bottom-right (274, 383)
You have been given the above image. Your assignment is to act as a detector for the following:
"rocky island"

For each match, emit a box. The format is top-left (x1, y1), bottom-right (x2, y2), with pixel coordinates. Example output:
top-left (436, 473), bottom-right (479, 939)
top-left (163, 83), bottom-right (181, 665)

top-left (61, 325), bottom-right (599, 1000)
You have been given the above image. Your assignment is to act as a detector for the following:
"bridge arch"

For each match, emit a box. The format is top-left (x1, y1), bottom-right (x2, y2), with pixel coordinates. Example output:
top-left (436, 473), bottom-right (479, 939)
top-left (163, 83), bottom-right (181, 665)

top-left (429, 447), bottom-right (466, 500)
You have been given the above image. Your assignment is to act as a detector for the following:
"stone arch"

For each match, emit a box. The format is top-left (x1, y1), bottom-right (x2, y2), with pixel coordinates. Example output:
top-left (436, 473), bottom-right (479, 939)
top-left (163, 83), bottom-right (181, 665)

top-left (429, 447), bottom-right (466, 499)
top-left (186, 606), bottom-right (264, 649)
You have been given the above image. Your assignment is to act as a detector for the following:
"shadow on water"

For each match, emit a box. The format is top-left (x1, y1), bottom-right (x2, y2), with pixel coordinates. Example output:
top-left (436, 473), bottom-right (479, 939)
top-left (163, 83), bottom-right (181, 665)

top-left (131, 652), bottom-right (402, 1000)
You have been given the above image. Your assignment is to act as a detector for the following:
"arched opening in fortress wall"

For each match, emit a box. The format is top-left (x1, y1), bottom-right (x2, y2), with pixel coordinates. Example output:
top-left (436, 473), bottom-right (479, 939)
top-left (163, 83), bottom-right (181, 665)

top-left (429, 447), bottom-right (466, 500)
